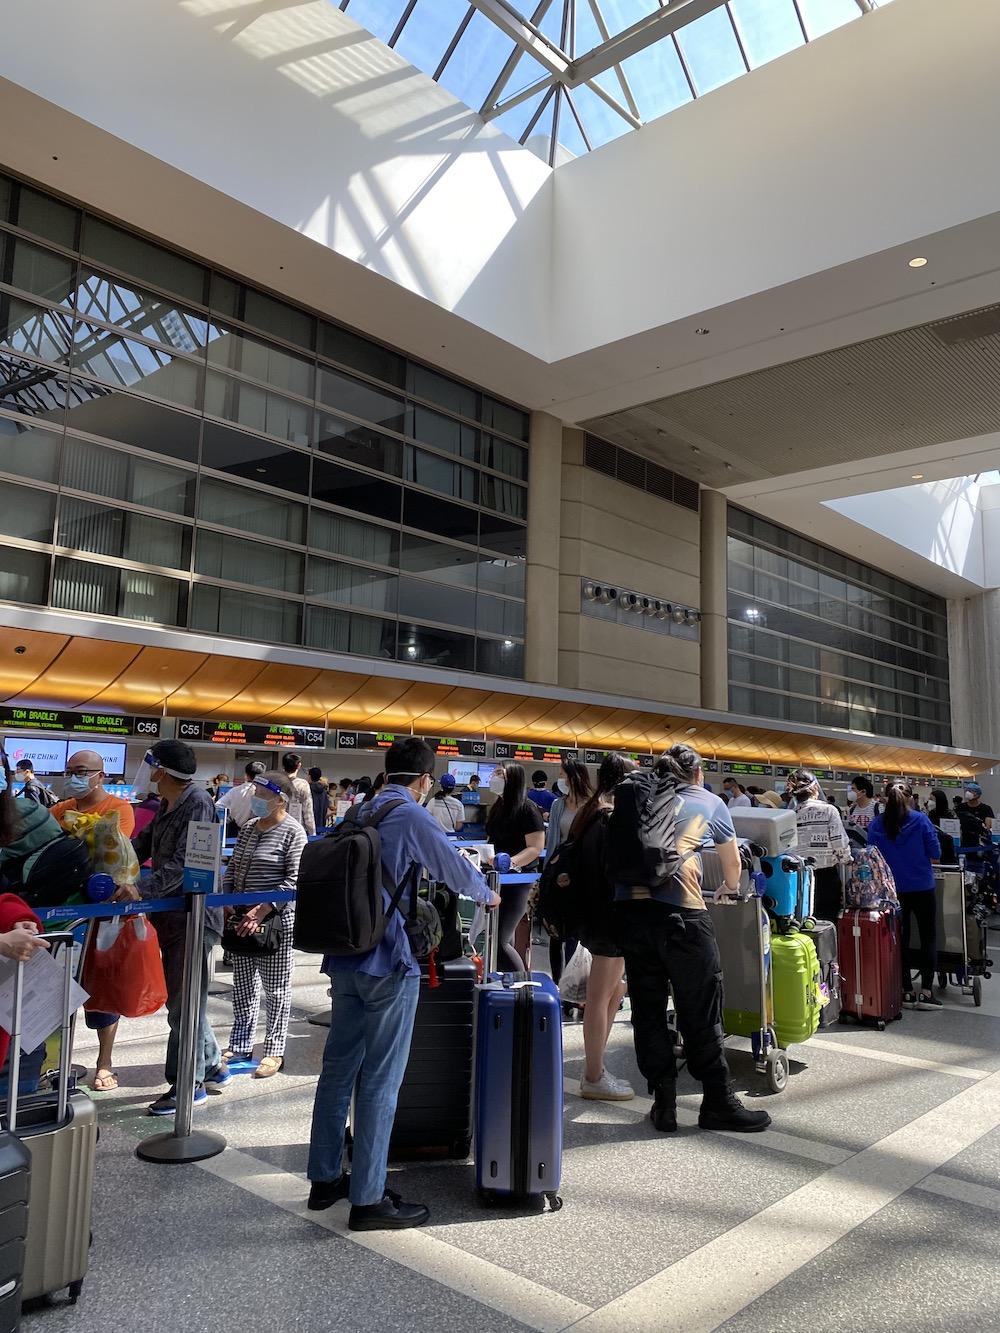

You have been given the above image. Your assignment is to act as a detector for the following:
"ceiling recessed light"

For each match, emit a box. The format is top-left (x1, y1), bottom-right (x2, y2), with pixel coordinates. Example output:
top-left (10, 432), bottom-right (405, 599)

top-left (255, 467), bottom-right (266, 473)
top-left (685, 726), bottom-right (697, 735)
top-left (908, 257), bottom-right (928, 268)
top-left (912, 473), bottom-right (924, 480)
top-left (695, 327), bottom-right (710, 336)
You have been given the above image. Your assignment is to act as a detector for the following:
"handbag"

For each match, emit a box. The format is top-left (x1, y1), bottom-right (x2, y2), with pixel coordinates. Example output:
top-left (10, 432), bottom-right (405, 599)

top-left (223, 823), bottom-right (288, 957)
top-left (222, 909), bottom-right (285, 957)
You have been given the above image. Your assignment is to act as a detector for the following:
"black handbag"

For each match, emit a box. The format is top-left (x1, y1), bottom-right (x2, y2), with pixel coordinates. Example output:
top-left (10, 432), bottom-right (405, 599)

top-left (222, 909), bottom-right (285, 957)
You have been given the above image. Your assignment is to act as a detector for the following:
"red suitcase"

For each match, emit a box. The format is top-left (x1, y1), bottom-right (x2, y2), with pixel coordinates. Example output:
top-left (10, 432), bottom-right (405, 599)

top-left (838, 907), bottom-right (902, 1030)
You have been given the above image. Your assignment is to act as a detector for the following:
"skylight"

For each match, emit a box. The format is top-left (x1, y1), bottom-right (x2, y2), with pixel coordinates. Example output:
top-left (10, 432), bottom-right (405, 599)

top-left (336, 0), bottom-right (889, 163)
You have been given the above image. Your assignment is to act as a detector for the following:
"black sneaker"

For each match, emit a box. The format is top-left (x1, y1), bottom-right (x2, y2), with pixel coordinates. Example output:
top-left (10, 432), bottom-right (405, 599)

top-left (308, 1174), bottom-right (350, 1211)
top-left (902, 991), bottom-right (918, 1009)
top-left (649, 1082), bottom-right (677, 1133)
top-left (348, 1192), bottom-right (430, 1232)
top-left (699, 1082), bottom-right (772, 1133)
top-left (916, 992), bottom-right (943, 1010)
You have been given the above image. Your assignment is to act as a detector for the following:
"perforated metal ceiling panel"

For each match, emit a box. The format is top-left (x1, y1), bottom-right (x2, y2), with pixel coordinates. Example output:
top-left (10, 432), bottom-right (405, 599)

top-left (583, 302), bottom-right (1000, 488)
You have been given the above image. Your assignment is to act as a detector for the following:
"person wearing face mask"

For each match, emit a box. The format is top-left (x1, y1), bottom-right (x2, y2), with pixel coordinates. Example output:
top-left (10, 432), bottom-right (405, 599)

top-left (543, 759), bottom-right (593, 982)
top-left (307, 738), bottom-right (500, 1231)
top-left (124, 740), bottom-right (231, 1116)
top-left (485, 764), bottom-right (546, 971)
top-left (527, 771), bottom-right (557, 818)
top-left (844, 775), bottom-right (880, 838)
top-left (221, 772), bottom-right (307, 1077)
top-left (51, 750), bottom-right (136, 1092)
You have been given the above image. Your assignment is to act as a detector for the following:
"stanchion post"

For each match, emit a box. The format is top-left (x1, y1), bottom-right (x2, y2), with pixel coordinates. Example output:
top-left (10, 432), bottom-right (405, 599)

top-left (138, 821), bottom-right (227, 1165)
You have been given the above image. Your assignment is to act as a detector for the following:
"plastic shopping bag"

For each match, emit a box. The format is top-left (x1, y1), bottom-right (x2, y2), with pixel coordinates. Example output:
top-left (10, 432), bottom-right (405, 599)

top-left (82, 914), bottom-right (167, 1018)
top-left (558, 943), bottom-right (592, 1008)
top-left (63, 808), bottom-right (141, 889)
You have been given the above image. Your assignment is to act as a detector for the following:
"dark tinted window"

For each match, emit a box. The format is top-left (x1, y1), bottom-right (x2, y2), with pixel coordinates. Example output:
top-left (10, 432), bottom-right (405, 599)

top-left (11, 185), bottom-right (79, 249)
top-left (305, 557), bottom-right (397, 614)
top-left (201, 420), bottom-right (310, 495)
top-left (480, 434), bottom-right (528, 479)
top-left (476, 554), bottom-right (525, 598)
top-left (309, 508), bottom-right (398, 567)
top-left (0, 482), bottom-right (55, 543)
top-left (58, 495), bottom-right (191, 570)
top-left (319, 367), bottom-right (404, 431)
top-left (320, 324), bottom-right (404, 387)
top-left (191, 582), bottom-right (301, 644)
top-left (312, 457), bottom-right (401, 523)
top-left (476, 593), bottom-right (524, 637)
top-left (315, 410), bottom-right (403, 476)
top-left (0, 418), bottom-right (62, 482)
top-left (207, 323), bottom-right (313, 398)
top-left (407, 364), bottom-right (477, 418)
top-left (478, 475), bottom-right (527, 519)
top-left (62, 437), bottom-right (195, 515)
top-left (403, 491), bottom-right (478, 546)
top-left (397, 576), bottom-right (476, 629)
top-left (478, 511), bottom-right (527, 558)
top-left (0, 234), bottom-right (77, 307)
top-left (204, 370), bottom-right (311, 447)
top-left (195, 529), bottom-right (303, 592)
top-left (83, 217), bottom-right (206, 304)
top-left (0, 545), bottom-right (49, 606)
top-left (397, 622), bottom-right (475, 671)
top-left (400, 535), bottom-right (478, 588)
top-left (481, 397), bottom-right (529, 441)
top-left (305, 605), bottom-right (396, 658)
top-left (405, 446), bottom-right (477, 503)
top-left (199, 476), bottom-right (305, 543)
top-left (71, 323), bottom-right (201, 409)
top-left (63, 388), bottom-right (200, 463)
top-left (477, 637), bottom-right (523, 677)
top-left (407, 404), bottom-right (477, 461)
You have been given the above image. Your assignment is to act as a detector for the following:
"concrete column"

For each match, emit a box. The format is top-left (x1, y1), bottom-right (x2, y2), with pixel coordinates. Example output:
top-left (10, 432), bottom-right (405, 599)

top-left (948, 592), bottom-right (1000, 753)
top-left (700, 488), bottom-right (729, 712)
top-left (523, 410), bottom-right (562, 685)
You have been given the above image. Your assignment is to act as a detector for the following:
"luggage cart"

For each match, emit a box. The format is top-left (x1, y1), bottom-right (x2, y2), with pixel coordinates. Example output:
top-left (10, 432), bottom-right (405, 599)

top-left (703, 850), bottom-right (788, 1094)
top-left (912, 859), bottom-right (993, 1007)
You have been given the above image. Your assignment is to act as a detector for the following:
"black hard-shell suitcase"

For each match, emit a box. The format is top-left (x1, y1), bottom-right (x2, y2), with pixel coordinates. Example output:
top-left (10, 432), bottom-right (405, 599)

top-left (388, 956), bottom-right (476, 1160)
top-left (0, 1133), bottom-right (29, 1331)
top-left (800, 918), bottom-right (841, 1028)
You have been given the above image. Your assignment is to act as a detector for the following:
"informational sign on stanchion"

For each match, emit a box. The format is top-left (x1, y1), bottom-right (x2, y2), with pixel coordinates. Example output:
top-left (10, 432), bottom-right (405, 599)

top-left (136, 822), bottom-right (227, 1166)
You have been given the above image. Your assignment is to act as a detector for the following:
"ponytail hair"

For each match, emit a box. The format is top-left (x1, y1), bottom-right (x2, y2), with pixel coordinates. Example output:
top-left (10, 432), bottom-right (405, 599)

top-left (657, 744), bottom-right (701, 784)
top-left (570, 754), bottom-right (637, 839)
top-left (882, 782), bottom-right (912, 838)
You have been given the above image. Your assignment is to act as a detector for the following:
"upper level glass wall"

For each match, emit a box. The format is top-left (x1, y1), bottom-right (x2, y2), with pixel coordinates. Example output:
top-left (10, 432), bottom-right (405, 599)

top-left (0, 170), bottom-right (528, 679)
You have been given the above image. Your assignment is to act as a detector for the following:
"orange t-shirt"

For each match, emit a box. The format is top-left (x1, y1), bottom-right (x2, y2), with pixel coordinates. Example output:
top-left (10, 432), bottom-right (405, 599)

top-left (51, 792), bottom-right (136, 838)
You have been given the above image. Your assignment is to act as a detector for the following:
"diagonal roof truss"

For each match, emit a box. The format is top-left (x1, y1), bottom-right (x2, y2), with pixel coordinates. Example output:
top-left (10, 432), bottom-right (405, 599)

top-left (337, 0), bottom-right (887, 162)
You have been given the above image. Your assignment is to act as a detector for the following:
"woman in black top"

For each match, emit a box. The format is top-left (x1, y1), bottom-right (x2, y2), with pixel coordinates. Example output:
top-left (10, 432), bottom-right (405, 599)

top-left (926, 789), bottom-right (957, 864)
top-left (486, 763), bottom-right (544, 970)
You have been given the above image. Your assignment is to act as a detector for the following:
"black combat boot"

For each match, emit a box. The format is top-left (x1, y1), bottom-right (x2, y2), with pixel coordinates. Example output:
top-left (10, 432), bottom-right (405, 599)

top-left (698, 1080), bottom-right (771, 1133)
top-left (649, 1080), bottom-right (677, 1133)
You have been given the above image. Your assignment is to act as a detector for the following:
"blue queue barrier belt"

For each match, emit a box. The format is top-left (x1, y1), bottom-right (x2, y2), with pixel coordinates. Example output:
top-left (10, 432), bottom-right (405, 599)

top-left (35, 889), bottom-right (296, 924)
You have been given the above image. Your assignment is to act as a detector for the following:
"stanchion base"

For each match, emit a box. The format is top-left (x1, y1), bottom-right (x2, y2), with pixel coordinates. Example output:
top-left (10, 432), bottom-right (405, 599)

top-left (136, 1129), bottom-right (227, 1164)
top-left (306, 1009), bottom-right (332, 1028)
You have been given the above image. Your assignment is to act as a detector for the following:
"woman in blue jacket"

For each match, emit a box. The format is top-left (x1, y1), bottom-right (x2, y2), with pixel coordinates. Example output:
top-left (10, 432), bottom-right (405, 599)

top-left (868, 782), bottom-right (942, 1011)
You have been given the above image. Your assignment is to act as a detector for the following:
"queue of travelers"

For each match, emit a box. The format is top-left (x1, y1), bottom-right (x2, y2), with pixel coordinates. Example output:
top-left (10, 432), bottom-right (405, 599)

top-left (1, 735), bottom-right (994, 1233)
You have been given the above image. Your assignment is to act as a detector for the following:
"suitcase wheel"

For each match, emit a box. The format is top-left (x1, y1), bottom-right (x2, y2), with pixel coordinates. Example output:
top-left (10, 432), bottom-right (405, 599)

top-left (68, 1279), bottom-right (83, 1304)
top-left (450, 1136), bottom-right (472, 1160)
top-left (875, 1020), bottom-right (886, 1032)
top-left (765, 1050), bottom-right (789, 1094)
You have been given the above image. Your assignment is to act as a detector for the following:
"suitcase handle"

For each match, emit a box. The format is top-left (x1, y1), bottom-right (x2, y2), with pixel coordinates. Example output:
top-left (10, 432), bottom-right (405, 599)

top-left (481, 870), bottom-right (501, 976)
top-left (7, 931), bottom-right (76, 1133)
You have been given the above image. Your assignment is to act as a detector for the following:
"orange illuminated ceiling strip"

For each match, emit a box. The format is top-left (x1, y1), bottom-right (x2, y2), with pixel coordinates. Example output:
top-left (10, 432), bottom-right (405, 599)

top-left (0, 621), bottom-right (988, 778)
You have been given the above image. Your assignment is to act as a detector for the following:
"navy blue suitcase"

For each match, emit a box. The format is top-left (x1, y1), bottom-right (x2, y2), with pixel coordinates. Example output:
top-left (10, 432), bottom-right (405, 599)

top-left (473, 970), bottom-right (563, 1210)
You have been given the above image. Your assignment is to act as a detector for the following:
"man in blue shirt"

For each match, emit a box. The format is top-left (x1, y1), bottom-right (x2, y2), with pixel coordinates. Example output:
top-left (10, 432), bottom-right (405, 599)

top-left (526, 770), bottom-right (557, 816)
top-left (306, 738), bottom-right (500, 1232)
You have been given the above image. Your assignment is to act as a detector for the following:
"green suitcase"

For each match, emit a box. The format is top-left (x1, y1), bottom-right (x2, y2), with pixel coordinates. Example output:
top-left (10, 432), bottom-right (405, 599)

top-left (771, 931), bottom-right (821, 1047)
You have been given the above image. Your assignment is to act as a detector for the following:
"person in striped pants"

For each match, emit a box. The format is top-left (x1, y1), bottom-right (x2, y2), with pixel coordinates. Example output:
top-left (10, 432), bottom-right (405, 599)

top-left (222, 771), bottom-right (307, 1078)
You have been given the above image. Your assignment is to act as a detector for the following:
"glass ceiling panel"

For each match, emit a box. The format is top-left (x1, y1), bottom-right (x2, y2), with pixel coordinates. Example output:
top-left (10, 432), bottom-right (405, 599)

top-left (335, 0), bottom-right (890, 163)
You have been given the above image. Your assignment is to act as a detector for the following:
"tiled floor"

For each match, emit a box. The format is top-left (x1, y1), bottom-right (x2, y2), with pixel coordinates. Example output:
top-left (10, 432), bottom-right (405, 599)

top-left (22, 938), bottom-right (1000, 1333)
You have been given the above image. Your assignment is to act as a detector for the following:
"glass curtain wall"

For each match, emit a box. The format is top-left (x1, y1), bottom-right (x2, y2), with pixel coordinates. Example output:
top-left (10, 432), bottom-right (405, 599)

top-left (0, 172), bottom-right (528, 677)
top-left (726, 508), bottom-right (951, 745)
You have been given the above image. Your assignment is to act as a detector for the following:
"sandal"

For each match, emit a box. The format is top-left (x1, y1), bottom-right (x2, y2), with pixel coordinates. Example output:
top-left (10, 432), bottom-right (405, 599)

top-left (253, 1056), bottom-right (284, 1079)
top-left (92, 1070), bottom-right (119, 1091)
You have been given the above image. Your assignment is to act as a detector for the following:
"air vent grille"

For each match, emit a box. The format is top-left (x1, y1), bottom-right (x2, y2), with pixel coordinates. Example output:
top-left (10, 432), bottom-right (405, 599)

top-left (583, 434), bottom-right (700, 512)
top-left (930, 305), bottom-right (1000, 346)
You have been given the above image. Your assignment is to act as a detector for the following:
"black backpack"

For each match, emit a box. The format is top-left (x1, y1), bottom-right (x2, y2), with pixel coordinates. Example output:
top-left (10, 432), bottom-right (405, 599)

top-left (16, 834), bottom-right (92, 907)
top-left (536, 837), bottom-right (582, 939)
top-left (294, 799), bottom-right (407, 955)
top-left (604, 766), bottom-right (682, 888)
top-left (22, 779), bottom-right (57, 809)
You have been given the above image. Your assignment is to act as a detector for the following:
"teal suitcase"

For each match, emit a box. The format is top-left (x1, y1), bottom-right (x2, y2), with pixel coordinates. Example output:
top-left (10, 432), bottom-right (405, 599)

top-left (771, 931), bottom-right (821, 1047)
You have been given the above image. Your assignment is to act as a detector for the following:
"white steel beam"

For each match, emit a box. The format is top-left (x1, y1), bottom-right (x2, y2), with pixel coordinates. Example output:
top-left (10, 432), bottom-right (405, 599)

top-left (568, 0), bottom-right (728, 87)
top-left (467, 0), bottom-right (570, 78)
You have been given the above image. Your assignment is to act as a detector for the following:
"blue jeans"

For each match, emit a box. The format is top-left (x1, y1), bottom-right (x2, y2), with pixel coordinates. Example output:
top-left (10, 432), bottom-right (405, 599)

top-left (307, 971), bottom-right (420, 1207)
top-left (157, 910), bottom-right (223, 1086)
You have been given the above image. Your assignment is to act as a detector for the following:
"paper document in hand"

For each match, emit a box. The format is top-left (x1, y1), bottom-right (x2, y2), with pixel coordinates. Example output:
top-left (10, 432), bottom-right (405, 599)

top-left (0, 950), bottom-right (89, 1053)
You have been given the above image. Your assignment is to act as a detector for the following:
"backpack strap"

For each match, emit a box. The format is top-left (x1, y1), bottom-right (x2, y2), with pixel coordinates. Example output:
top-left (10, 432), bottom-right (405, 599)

top-left (357, 798), bottom-right (419, 920)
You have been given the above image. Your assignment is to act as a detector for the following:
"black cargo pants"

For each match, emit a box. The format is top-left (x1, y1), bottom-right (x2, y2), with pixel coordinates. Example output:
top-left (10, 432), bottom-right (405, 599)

top-left (614, 900), bottom-right (728, 1091)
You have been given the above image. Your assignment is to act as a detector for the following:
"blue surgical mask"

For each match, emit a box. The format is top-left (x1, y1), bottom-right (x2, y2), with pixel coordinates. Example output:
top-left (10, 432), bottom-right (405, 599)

top-left (64, 774), bottom-right (95, 799)
top-left (250, 797), bottom-right (272, 819)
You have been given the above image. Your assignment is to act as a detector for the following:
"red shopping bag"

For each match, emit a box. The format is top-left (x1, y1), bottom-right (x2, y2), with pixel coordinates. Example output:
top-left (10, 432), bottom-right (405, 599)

top-left (82, 915), bottom-right (167, 1018)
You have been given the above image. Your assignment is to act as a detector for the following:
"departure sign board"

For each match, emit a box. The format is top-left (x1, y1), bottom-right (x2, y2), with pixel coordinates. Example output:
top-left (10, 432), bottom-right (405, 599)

top-left (0, 706), bottom-right (160, 738)
top-left (419, 736), bottom-right (488, 758)
top-left (335, 731), bottom-right (406, 751)
top-left (581, 748), bottom-right (655, 768)
top-left (492, 741), bottom-right (568, 763)
top-left (724, 761), bottom-right (773, 777)
top-left (177, 719), bottom-right (325, 748)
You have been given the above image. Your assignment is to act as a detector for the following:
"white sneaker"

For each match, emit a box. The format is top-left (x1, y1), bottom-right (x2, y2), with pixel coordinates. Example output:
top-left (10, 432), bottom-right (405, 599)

top-left (580, 1070), bottom-right (635, 1101)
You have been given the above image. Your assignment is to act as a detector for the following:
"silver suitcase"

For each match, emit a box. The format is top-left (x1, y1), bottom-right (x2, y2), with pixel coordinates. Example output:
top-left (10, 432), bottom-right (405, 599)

top-left (6, 933), bottom-right (96, 1306)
